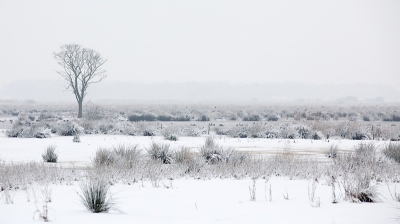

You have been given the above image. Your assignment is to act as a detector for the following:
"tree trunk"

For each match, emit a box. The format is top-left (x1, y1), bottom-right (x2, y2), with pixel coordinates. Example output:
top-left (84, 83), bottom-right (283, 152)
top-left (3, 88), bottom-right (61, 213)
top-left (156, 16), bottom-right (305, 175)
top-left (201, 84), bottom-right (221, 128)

top-left (78, 100), bottom-right (83, 118)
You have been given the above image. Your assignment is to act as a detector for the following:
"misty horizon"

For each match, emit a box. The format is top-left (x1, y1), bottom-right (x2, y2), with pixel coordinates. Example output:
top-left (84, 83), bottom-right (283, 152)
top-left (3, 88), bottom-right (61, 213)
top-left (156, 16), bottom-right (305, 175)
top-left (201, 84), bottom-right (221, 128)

top-left (1, 80), bottom-right (397, 103)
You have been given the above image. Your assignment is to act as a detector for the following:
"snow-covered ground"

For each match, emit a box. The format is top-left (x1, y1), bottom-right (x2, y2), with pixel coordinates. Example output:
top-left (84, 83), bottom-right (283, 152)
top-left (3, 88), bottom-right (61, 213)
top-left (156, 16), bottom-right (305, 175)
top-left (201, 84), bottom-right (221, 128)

top-left (0, 132), bottom-right (399, 223)
top-left (0, 131), bottom-right (385, 166)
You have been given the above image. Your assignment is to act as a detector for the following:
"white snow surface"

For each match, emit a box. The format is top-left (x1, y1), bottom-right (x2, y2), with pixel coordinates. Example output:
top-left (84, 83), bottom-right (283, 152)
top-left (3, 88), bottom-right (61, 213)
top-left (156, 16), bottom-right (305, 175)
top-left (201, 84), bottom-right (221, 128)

top-left (0, 132), bottom-right (398, 223)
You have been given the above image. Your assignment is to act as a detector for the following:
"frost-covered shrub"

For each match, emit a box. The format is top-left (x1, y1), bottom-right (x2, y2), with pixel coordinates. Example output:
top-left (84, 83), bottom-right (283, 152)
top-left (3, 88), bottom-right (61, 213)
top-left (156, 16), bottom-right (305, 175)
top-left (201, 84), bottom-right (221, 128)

top-left (157, 114), bottom-right (173, 121)
top-left (92, 144), bottom-right (141, 168)
top-left (199, 136), bottom-right (235, 164)
top-left (181, 125), bottom-right (203, 137)
top-left (55, 121), bottom-right (84, 136)
top-left (146, 142), bottom-right (174, 164)
top-left (341, 171), bottom-right (378, 203)
top-left (311, 131), bottom-right (324, 140)
top-left (266, 114), bottom-right (279, 121)
top-left (296, 126), bottom-right (311, 139)
top-left (383, 113), bottom-right (400, 122)
top-left (7, 117), bottom-right (51, 138)
top-left (136, 122), bottom-right (158, 136)
top-left (263, 127), bottom-right (280, 139)
top-left (39, 112), bottom-right (60, 121)
top-left (243, 114), bottom-right (260, 121)
top-left (84, 101), bottom-right (106, 120)
top-left (199, 115), bottom-right (210, 121)
top-left (247, 123), bottom-right (264, 138)
top-left (350, 131), bottom-right (371, 140)
top-left (128, 113), bottom-right (156, 122)
top-left (92, 148), bottom-right (115, 167)
top-left (228, 125), bottom-right (248, 138)
top-left (214, 126), bottom-right (229, 135)
top-left (383, 142), bottom-right (400, 163)
top-left (355, 142), bottom-right (377, 163)
top-left (162, 126), bottom-right (180, 141)
top-left (279, 123), bottom-right (298, 139)
top-left (42, 145), bottom-right (58, 163)
top-left (98, 122), bottom-right (115, 134)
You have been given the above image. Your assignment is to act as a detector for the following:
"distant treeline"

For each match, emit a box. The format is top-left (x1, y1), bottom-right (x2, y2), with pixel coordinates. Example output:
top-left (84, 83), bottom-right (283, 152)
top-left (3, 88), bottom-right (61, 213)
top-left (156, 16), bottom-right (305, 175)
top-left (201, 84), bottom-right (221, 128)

top-left (128, 114), bottom-right (191, 122)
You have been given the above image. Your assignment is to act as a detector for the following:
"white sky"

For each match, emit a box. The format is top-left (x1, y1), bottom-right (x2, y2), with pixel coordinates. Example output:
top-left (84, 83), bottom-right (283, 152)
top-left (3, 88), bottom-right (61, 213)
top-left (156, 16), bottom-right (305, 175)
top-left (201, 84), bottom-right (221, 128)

top-left (0, 0), bottom-right (399, 87)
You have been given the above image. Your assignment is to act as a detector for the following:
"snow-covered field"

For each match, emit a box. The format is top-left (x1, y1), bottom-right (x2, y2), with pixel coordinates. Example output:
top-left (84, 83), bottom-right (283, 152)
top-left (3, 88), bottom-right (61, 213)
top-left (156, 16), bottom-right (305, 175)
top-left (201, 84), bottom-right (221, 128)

top-left (0, 132), bottom-right (399, 223)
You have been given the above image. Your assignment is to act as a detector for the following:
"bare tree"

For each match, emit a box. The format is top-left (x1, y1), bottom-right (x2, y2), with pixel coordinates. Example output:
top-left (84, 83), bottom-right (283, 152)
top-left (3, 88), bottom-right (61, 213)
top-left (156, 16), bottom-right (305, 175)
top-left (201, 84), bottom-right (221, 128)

top-left (54, 44), bottom-right (107, 118)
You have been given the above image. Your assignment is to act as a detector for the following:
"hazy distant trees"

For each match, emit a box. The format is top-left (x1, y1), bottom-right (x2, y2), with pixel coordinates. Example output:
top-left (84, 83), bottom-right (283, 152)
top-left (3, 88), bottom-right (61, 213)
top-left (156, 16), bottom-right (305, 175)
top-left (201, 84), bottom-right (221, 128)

top-left (54, 44), bottom-right (107, 118)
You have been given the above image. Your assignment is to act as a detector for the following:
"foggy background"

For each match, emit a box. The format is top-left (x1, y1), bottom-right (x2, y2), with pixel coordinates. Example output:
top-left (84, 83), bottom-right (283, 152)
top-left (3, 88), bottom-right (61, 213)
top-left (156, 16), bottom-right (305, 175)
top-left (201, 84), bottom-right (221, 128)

top-left (1, 1), bottom-right (399, 102)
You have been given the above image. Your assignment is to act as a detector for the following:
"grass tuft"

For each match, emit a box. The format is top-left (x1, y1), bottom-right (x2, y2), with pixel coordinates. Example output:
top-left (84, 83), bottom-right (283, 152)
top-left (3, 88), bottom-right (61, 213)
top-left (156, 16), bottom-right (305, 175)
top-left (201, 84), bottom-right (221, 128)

top-left (78, 179), bottom-right (114, 213)
top-left (42, 145), bottom-right (58, 163)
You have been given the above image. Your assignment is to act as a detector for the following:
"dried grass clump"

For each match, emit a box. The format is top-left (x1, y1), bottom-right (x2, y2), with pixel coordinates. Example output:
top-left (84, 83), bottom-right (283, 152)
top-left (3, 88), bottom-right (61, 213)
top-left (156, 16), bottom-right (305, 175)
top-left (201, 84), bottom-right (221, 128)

top-left (383, 142), bottom-right (400, 163)
top-left (146, 142), bottom-right (173, 164)
top-left (79, 179), bottom-right (115, 213)
top-left (92, 144), bottom-right (141, 168)
top-left (200, 136), bottom-right (235, 164)
top-left (42, 145), bottom-right (58, 163)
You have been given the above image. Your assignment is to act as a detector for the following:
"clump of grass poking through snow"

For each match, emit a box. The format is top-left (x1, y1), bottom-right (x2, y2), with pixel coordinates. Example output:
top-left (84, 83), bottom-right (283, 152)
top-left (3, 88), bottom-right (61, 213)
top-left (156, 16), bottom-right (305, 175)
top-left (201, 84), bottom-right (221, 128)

top-left (383, 142), bottom-right (400, 163)
top-left (79, 179), bottom-right (114, 213)
top-left (200, 136), bottom-right (235, 164)
top-left (42, 144), bottom-right (58, 163)
top-left (146, 142), bottom-right (174, 164)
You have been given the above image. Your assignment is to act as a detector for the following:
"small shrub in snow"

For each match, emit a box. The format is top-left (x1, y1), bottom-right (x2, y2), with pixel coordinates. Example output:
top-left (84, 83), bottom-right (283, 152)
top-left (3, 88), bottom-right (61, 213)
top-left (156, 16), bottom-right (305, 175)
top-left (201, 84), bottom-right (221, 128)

top-left (383, 142), bottom-right (400, 163)
top-left (279, 123), bottom-right (298, 139)
top-left (341, 172), bottom-right (378, 203)
top-left (173, 146), bottom-right (204, 174)
top-left (200, 136), bottom-right (235, 164)
top-left (92, 144), bottom-right (142, 168)
top-left (42, 145), bottom-right (58, 163)
top-left (146, 142), bottom-right (173, 164)
top-left (56, 121), bottom-right (83, 136)
top-left (311, 131), bottom-right (324, 140)
top-left (79, 179), bottom-right (114, 213)
top-left (162, 126), bottom-right (179, 141)
top-left (354, 142), bottom-right (377, 163)
top-left (84, 101), bottom-right (106, 120)
top-left (296, 126), bottom-right (311, 139)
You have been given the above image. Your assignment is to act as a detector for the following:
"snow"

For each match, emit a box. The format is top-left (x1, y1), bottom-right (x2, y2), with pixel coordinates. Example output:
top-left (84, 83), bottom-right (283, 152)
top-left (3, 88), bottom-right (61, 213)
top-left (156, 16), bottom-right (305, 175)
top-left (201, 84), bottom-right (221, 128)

top-left (0, 133), bottom-right (398, 223)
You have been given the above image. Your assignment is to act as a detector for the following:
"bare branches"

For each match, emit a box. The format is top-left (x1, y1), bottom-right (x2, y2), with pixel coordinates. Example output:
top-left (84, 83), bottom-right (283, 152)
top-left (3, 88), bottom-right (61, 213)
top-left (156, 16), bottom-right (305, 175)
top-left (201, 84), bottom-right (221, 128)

top-left (54, 44), bottom-right (107, 118)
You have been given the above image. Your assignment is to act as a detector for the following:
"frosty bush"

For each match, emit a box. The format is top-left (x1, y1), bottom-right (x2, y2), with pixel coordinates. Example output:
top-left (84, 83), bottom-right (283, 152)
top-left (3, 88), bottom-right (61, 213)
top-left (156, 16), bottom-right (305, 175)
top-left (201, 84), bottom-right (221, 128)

top-left (311, 131), bottom-right (324, 140)
top-left (84, 101), bottom-right (106, 120)
top-left (354, 142), bottom-right (377, 163)
top-left (383, 142), bottom-right (400, 163)
top-left (228, 125), bottom-right (248, 138)
top-left (341, 171), bottom-right (378, 203)
top-left (162, 126), bottom-right (179, 141)
top-left (42, 145), bottom-right (58, 163)
top-left (56, 121), bottom-right (84, 136)
top-left (146, 142), bottom-right (174, 164)
top-left (6, 117), bottom-right (51, 138)
top-left (137, 122), bottom-right (158, 136)
top-left (296, 125), bottom-right (311, 139)
top-left (79, 179), bottom-right (115, 213)
top-left (200, 136), bottom-right (235, 164)
top-left (128, 113), bottom-right (156, 122)
top-left (92, 144), bottom-right (141, 168)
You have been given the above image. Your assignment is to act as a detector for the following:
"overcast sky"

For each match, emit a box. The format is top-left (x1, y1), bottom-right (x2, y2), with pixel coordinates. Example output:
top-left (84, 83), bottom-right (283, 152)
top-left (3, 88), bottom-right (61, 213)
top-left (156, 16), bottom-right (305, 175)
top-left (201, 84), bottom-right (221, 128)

top-left (1, 0), bottom-right (399, 87)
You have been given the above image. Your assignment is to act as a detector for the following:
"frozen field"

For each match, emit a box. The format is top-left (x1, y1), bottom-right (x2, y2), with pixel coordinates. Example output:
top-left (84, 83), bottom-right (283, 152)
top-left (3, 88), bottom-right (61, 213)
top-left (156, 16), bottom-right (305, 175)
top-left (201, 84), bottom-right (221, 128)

top-left (0, 132), bottom-right (399, 223)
